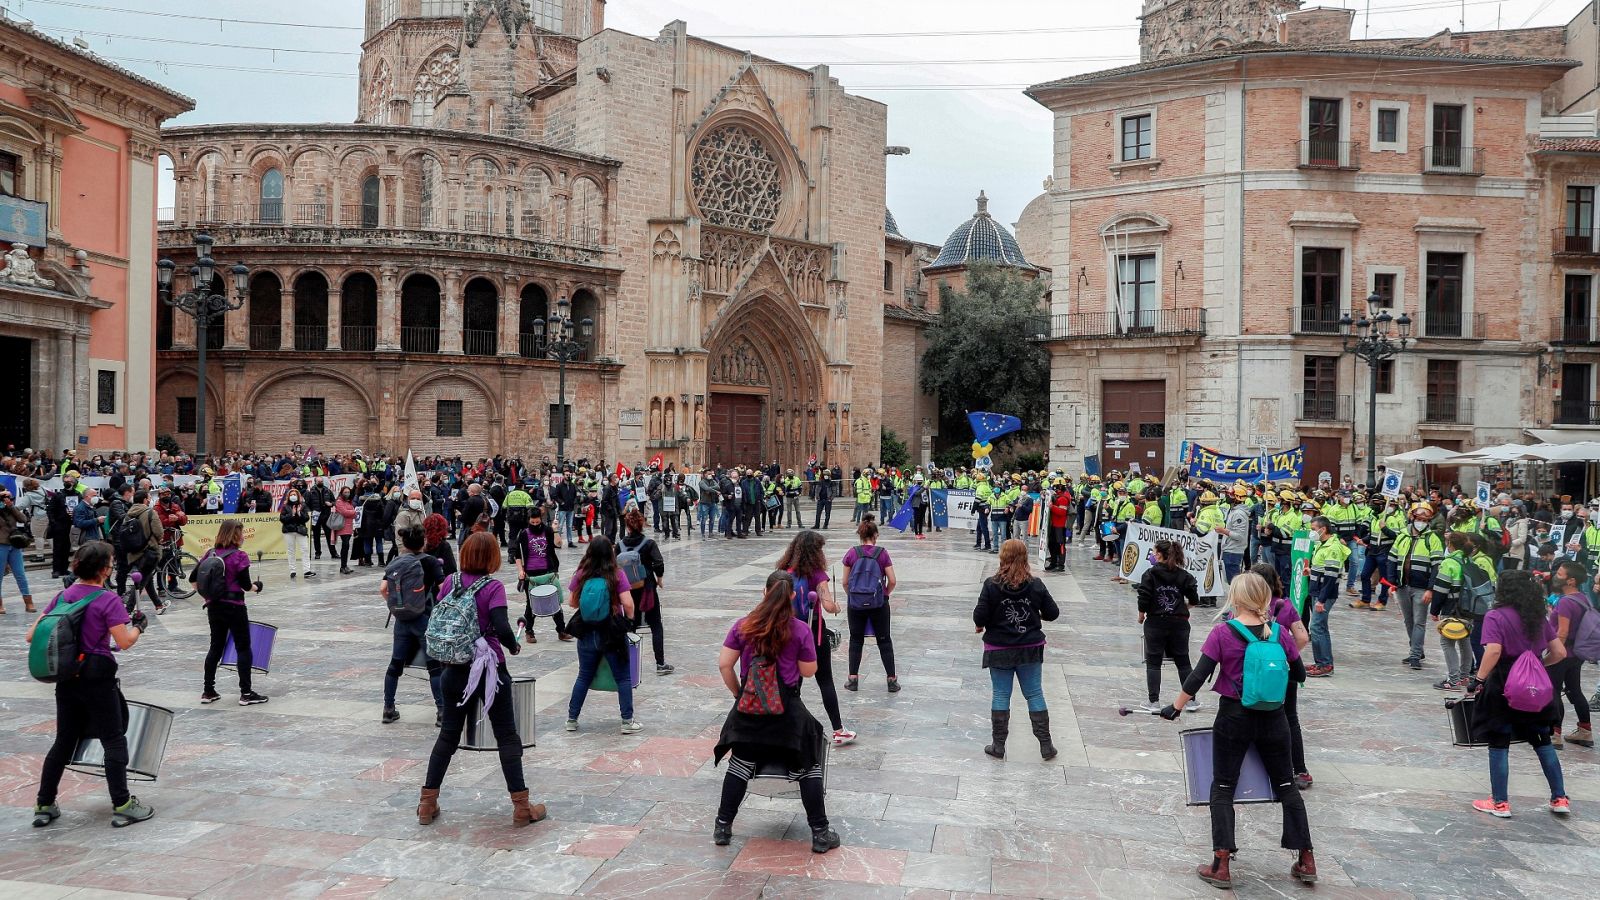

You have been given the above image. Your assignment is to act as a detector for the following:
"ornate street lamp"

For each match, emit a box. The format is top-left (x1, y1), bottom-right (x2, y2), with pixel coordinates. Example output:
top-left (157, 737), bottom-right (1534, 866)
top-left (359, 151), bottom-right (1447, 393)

top-left (534, 295), bottom-right (593, 465)
top-left (1340, 293), bottom-right (1411, 488)
top-left (157, 233), bottom-right (247, 458)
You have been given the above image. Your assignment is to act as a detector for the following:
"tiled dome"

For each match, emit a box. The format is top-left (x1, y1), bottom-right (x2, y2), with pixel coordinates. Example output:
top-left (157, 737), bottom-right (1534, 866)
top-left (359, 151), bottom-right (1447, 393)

top-left (930, 191), bottom-right (1032, 269)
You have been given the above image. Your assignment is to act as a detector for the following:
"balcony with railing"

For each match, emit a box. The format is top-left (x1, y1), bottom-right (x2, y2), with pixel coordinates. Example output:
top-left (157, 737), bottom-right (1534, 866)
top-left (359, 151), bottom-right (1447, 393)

top-left (1551, 316), bottom-right (1600, 345)
top-left (248, 325), bottom-right (281, 351)
top-left (339, 204), bottom-right (381, 228)
top-left (1296, 392), bottom-right (1353, 423)
top-left (1026, 308), bottom-right (1205, 342)
top-left (294, 325), bottom-right (328, 351)
top-left (519, 332), bottom-right (547, 358)
top-left (1422, 145), bottom-right (1484, 176)
top-left (1554, 227), bottom-right (1598, 257)
top-left (341, 325), bottom-right (377, 352)
top-left (1291, 305), bottom-right (1344, 335)
top-left (1297, 139), bottom-right (1361, 170)
top-left (1421, 395), bottom-right (1472, 425)
top-left (1420, 309), bottom-right (1486, 339)
top-left (1555, 399), bottom-right (1600, 426)
top-left (462, 329), bottom-right (498, 357)
top-left (400, 326), bottom-right (439, 354)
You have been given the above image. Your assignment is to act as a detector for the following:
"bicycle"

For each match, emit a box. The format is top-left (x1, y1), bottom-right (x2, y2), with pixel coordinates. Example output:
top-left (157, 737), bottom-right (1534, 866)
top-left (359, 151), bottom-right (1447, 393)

top-left (155, 529), bottom-right (199, 601)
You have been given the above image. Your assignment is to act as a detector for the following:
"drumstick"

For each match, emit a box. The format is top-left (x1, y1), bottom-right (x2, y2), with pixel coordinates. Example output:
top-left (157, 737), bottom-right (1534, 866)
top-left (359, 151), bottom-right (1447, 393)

top-left (1116, 704), bottom-right (1163, 716)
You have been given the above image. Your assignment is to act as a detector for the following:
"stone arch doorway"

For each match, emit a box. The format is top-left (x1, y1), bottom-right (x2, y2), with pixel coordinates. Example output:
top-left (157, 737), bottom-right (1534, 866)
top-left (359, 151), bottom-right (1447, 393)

top-left (702, 293), bottom-right (824, 469)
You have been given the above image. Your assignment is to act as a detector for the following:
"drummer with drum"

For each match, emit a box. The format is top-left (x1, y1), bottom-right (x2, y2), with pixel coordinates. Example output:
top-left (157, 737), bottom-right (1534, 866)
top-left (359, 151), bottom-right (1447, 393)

top-left (516, 504), bottom-right (571, 643)
top-left (28, 541), bottom-right (156, 829)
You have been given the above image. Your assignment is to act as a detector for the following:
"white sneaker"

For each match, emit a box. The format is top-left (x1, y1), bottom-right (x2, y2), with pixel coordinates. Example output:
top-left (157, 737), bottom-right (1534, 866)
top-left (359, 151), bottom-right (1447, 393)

top-left (1188, 697), bottom-right (1204, 711)
top-left (565, 719), bottom-right (578, 732)
top-left (1138, 702), bottom-right (1162, 713)
top-left (832, 729), bottom-right (857, 746)
top-left (620, 719), bottom-right (643, 735)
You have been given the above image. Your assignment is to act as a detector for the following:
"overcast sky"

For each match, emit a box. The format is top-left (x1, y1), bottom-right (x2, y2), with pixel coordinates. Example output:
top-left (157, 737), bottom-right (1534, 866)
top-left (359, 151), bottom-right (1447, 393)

top-left (12, 0), bottom-right (1590, 246)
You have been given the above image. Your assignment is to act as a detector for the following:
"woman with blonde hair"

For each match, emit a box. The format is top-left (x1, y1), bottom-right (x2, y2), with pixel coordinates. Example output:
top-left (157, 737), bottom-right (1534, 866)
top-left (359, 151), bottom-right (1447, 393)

top-left (972, 538), bottom-right (1060, 760)
top-left (1158, 572), bottom-right (1315, 890)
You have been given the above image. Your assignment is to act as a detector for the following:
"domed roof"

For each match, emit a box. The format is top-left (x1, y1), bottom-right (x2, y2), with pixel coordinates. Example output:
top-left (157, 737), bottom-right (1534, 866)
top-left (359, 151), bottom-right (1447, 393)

top-left (930, 191), bottom-right (1032, 269)
top-left (885, 208), bottom-right (904, 238)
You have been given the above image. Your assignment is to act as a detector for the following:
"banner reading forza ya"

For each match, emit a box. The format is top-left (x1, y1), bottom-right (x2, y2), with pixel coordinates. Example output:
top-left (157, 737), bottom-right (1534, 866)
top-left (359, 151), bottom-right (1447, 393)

top-left (1183, 441), bottom-right (1305, 484)
top-left (1119, 520), bottom-right (1226, 598)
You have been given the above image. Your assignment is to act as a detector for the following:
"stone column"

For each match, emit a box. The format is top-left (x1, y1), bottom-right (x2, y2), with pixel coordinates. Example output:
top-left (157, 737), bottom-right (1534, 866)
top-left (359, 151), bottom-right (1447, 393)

top-left (326, 283), bottom-right (343, 350)
top-left (441, 268), bottom-right (463, 354)
top-left (280, 283), bottom-right (296, 350)
top-left (498, 272), bottom-right (519, 357)
top-left (378, 265), bottom-right (400, 351)
top-left (56, 331), bottom-right (76, 451)
top-left (173, 303), bottom-right (196, 350)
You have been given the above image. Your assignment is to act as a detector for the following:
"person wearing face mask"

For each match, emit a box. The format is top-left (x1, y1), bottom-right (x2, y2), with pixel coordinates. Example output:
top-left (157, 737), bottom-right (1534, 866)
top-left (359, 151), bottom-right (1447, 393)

top-left (1358, 498), bottom-right (1405, 611)
top-left (1391, 505), bottom-right (1445, 671)
top-left (279, 489), bottom-right (312, 580)
top-left (1576, 503), bottom-right (1600, 575)
top-left (394, 490), bottom-right (427, 539)
top-left (1303, 515), bottom-right (1349, 677)
top-left (1546, 559), bottom-right (1595, 748)
top-left (332, 487), bottom-right (357, 575)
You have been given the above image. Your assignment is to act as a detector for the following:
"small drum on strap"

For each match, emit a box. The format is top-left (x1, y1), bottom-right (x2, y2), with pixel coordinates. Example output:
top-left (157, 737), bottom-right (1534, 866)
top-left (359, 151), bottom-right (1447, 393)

top-left (1179, 727), bottom-right (1277, 806)
top-left (461, 675), bottom-right (536, 751)
top-left (591, 632), bottom-right (642, 692)
top-left (528, 582), bottom-right (562, 618)
top-left (68, 699), bottom-right (174, 782)
top-left (220, 621), bottom-right (277, 674)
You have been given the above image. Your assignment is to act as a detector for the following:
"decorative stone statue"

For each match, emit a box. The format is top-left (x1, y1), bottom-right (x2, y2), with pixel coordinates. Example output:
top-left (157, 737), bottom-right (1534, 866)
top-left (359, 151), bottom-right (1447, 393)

top-left (694, 402), bottom-right (707, 441)
top-left (1, 243), bottom-right (54, 288)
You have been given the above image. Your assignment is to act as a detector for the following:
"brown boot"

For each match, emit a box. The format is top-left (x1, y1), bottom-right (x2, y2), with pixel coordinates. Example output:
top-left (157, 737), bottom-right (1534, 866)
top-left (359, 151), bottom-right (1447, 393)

top-left (24, 595), bottom-right (35, 613)
top-left (1292, 849), bottom-right (1317, 884)
top-left (510, 790), bottom-right (546, 827)
top-left (417, 787), bottom-right (439, 825)
top-left (1196, 850), bottom-right (1231, 889)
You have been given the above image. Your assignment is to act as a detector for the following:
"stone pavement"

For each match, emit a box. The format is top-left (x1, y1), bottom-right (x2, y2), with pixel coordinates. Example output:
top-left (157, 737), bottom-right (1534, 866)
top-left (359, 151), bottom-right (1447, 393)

top-left (1, 516), bottom-right (1597, 899)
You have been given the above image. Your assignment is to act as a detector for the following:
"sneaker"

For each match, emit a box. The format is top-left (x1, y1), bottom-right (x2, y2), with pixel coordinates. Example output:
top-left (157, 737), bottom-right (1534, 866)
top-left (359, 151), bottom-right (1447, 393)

top-left (1567, 725), bottom-right (1595, 747)
top-left (1433, 678), bottom-right (1462, 691)
top-left (305, 571), bottom-right (316, 578)
top-left (887, 677), bottom-right (901, 693)
top-left (655, 663), bottom-right (675, 675)
top-left (844, 677), bottom-right (859, 692)
top-left (1345, 587), bottom-right (1360, 597)
top-left (1551, 797), bottom-right (1572, 815)
top-left (620, 720), bottom-right (643, 735)
top-left (1473, 798), bottom-right (1511, 818)
top-left (239, 692), bottom-right (269, 706)
top-left (382, 707), bottom-right (400, 724)
top-left (811, 826), bottom-right (841, 854)
top-left (713, 820), bottom-right (733, 846)
top-left (1294, 772), bottom-right (1313, 790)
top-left (155, 602), bottom-right (168, 615)
top-left (1139, 702), bottom-right (1163, 713)
top-left (111, 795), bottom-right (155, 828)
top-left (831, 729), bottom-right (856, 746)
top-left (289, 573), bottom-right (297, 580)
top-left (200, 690), bottom-right (221, 704)
top-left (1306, 665), bottom-right (1333, 678)
top-left (1188, 697), bottom-right (1203, 711)
top-left (1407, 659), bottom-right (1423, 671)
top-left (32, 803), bottom-right (59, 828)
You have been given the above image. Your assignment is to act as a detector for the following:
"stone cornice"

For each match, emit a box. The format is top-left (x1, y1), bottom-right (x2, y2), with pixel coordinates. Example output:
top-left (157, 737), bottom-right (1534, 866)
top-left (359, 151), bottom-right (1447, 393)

top-left (161, 122), bottom-right (621, 169)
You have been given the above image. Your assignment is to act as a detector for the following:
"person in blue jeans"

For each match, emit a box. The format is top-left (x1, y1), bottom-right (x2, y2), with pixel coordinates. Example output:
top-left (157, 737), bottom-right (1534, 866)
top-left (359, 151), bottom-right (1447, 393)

top-left (380, 528), bottom-right (443, 726)
top-left (0, 488), bottom-right (35, 614)
top-left (564, 535), bottom-right (641, 733)
top-left (972, 539), bottom-right (1060, 761)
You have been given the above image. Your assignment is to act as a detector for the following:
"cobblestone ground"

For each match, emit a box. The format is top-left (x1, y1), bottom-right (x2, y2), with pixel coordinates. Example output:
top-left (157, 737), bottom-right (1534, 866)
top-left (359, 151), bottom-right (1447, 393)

top-left (1, 512), bottom-right (1597, 898)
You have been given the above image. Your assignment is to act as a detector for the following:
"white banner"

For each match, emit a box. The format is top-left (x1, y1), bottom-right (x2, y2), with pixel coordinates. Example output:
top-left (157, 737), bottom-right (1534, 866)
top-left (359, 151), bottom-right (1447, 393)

top-left (1119, 520), bottom-right (1226, 597)
top-left (946, 488), bottom-right (977, 531)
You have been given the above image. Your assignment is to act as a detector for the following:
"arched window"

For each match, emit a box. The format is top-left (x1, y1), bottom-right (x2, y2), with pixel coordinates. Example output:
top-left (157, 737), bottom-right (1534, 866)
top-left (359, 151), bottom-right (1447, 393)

top-left (519, 283), bottom-right (549, 357)
top-left (366, 59), bottom-right (393, 125)
top-left (341, 272), bottom-right (378, 351)
top-left (400, 274), bottom-right (441, 353)
top-left (293, 272), bottom-right (329, 350)
top-left (361, 174), bottom-right (381, 228)
top-left (248, 272), bottom-right (282, 350)
top-left (464, 158), bottom-right (499, 233)
top-left (463, 278), bottom-right (498, 356)
top-left (521, 167), bottom-right (549, 237)
top-left (412, 49), bottom-right (459, 128)
top-left (571, 178), bottom-right (600, 245)
top-left (571, 289), bottom-right (599, 361)
top-left (259, 168), bottom-right (284, 224)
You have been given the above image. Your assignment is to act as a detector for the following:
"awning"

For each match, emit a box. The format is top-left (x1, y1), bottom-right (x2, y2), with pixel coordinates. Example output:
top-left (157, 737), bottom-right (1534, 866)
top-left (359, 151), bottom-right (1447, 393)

top-left (1384, 446), bottom-right (1464, 465)
top-left (1526, 428), bottom-right (1600, 445)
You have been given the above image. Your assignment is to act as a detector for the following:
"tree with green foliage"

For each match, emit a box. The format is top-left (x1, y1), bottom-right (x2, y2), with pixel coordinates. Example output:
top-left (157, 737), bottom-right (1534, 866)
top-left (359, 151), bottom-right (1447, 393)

top-left (879, 428), bottom-right (910, 470)
top-left (918, 262), bottom-right (1049, 454)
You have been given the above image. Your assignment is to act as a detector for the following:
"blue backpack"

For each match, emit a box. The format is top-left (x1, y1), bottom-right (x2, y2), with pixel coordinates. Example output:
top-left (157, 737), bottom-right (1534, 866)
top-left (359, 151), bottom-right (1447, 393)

top-left (1227, 619), bottom-right (1289, 711)
top-left (847, 546), bottom-right (887, 610)
top-left (789, 570), bottom-right (815, 623)
top-left (579, 576), bottom-right (612, 622)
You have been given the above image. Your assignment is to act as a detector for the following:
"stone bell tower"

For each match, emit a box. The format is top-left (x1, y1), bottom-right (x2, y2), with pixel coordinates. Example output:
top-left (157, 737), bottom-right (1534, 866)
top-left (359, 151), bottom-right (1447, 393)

top-left (1138, 0), bottom-right (1302, 61)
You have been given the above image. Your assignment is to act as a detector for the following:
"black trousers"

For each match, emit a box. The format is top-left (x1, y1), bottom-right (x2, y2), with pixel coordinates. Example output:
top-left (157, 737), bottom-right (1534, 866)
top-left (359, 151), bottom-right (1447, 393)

top-left (338, 534), bottom-right (351, 569)
top-left (813, 498), bottom-right (832, 530)
top-left (1209, 697), bottom-right (1313, 853)
top-left (1143, 615), bottom-right (1192, 703)
top-left (633, 598), bottom-right (666, 667)
top-left (602, 513), bottom-right (619, 542)
top-left (1047, 525), bottom-right (1067, 567)
top-left (1285, 681), bottom-right (1308, 775)
top-left (203, 601), bottom-right (252, 694)
top-left (912, 505), bottom-right (927, 536)
top-left (425, 663), bottom-right (526, 793)
top-left (812, 636), bottom-right (843, 731)
top-left (51, 531), bottom-right (71, 577)
top-left (37, 655), bottom-right (129, 808)
top-left (847, 605), bottom-right (896, 678)
top-left (1554, 656), bottom-right (1591, 727)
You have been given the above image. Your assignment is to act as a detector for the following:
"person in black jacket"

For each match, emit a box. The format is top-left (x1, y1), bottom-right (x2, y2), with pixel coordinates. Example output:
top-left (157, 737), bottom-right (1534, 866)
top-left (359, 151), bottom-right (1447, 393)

top-left (813, 473), bottom-right (835, 530)
top-left (972, 538), bottom-right (1061, 760)
top-left (359, 482), bottom-right (387, 566)
top-left (600, 476), bottom-right (622, 542)
top-left (458, 482), bottom-right (488, 545)
top-left (305, 479), bottom-right (334, 560)
top-left (740, 471), bottom-right (762, 537)
top-left (1136, 539), bottom-right (1200, 712)
top-left (45, 474), bottom-right (84, 578)
top-left (619, 508), bottom-right (672, 674)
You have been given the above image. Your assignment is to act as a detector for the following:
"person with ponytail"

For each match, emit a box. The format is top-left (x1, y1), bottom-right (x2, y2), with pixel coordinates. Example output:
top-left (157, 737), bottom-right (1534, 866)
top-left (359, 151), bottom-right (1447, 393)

top-left (712, 571), bottom-right (839, 854)
top-left (1135, 539), bottom-right (1199, 713)
top-left (775, 529), bottom-right (855, 746)
top-left (1249, 562), bottom-right (1314, 790)
top-left (1157, 572), bottom-right (1315, 890)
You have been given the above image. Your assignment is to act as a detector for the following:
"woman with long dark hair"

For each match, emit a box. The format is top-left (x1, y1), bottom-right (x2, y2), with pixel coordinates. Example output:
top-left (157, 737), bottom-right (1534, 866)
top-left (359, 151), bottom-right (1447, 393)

top-left (1136, 539), bottom-right (1198, 713)
top-left (842, 518), bottom-right (898, 692)
top-left (564, 535), bottom-right (639, 733)
top-left (196, 519), bottom-right (266, 706)
top-left (619, 508), bottom-right (671, 674)
top-left (1468, 569), bottom-right (1570, 817)
top-left (973, 538), bottom-right (1060, 760)
top-left (776, 529), bottom-right (854, 746)
top-left (712, 570), bottom-right (838, 854)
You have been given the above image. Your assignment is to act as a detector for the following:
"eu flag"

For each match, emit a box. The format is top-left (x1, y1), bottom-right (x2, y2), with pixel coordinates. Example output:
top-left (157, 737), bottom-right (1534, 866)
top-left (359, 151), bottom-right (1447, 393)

top-left (968, 411), bottom-right (1022, 445)
top-left (888, 486), bottom-right (919, 532)
top-left (220, 474), bottom-right (242, 514)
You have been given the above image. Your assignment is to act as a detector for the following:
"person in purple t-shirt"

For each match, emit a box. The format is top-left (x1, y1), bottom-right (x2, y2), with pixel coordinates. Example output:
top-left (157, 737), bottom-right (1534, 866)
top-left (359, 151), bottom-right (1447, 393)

top-left (27, 541), bottom-right (153, 829)
top-left (195, 519), bottom-right (266, 706)
top-left (1547, 560), bottom-right (1594, 749)
top-left (1467, 570), bottom-right (1570, 818)
top-left (1158, 572), bottom-right (1314, 891)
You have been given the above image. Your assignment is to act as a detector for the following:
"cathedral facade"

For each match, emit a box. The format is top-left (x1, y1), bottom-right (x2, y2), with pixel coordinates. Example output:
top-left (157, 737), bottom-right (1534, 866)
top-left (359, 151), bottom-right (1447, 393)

top-left (155, 0), bottom-right (894, 468)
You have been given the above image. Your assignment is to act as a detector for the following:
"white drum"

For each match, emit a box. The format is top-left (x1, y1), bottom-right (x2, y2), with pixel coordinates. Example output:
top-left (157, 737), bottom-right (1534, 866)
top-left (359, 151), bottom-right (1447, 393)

top-left (461, 675), bottom-right (536, 751)
top-left (528, 582), bottom-right (561, 617)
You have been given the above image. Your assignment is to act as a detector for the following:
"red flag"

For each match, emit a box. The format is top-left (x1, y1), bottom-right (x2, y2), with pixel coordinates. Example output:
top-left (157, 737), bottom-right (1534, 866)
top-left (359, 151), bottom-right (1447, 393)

top-left (615, 461), bottom-right (631, 479)
top-left (648, 453), bottom-right (664, 471)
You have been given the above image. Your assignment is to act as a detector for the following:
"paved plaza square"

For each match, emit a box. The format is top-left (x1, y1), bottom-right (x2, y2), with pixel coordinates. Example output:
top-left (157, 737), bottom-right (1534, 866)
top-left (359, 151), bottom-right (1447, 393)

top-left (2, 519), bottom-right (1597, 898)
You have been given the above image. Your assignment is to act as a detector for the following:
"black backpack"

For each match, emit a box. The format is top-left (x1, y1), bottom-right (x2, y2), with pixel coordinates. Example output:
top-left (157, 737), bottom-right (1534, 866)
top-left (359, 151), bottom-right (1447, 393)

top-left (194, 550), bottom-right (235, 603)
top-left (383, 553), bottom-right (430, 621)
top-left (113, 514), bottom-right (148, 553)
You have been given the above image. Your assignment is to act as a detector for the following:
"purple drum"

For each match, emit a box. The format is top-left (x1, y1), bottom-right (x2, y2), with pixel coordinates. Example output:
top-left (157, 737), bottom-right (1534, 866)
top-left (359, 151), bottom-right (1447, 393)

top-left (1179, 727), bottom-right (1278, 806)
top-left (591, 632), bottom-right (641, 692)
top-left (220, 621), bottom-right (277, 674)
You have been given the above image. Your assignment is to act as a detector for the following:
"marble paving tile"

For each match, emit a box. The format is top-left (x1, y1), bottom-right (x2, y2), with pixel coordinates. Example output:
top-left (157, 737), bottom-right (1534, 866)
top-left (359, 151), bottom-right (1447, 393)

top-left (730, 837), bottom-right (907, 885)
top-left (577, 862), bottom-right (770, 898)
top-left (898, 852), bottom-right (992, 894)
top-left (782, 815), bottom-right (936, 852)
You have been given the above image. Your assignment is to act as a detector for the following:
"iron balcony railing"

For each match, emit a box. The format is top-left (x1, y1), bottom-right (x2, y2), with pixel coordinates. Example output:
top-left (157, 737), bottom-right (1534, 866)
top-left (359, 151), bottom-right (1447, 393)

top-left (1297, 139), bottom-right (1361, 170)
top-left (341, 325), bottom-right (377, 352)
top-left (400, 326), bottom-right (439, 354)
top-left (248, 325), bottom-right (281, 351)
top-left (1421, 309), bottom-right (1486, 339)
top-left (1421, 395), bottom-right (1472, 425)
top-left (294, 325), bottom-right (328, 351)
top-left (1555, 399), bottom-right (1600, 426)
top-left (1292, 305), bottom-right (1345, 335)
top-left (462, 329), bottom-right (498, 357)
top-left (1026, 308), bottom-right (1205, 341)
top-left (1297, 393), bottom-right (1353, 423)
top-left (519, 332), bottom-right (547, 358)
top-left (1555, 227), bottom-right (1599, 256)
top-left (1422, 145), bottom-right (1485, 175)
top-left (1551, 316), bottom-right (1600, 345)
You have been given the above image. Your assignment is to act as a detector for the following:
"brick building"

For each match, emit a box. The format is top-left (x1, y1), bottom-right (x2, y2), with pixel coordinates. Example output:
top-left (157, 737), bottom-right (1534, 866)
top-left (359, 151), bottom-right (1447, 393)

top-left (155, 0), bottom-right (905, 468)
top-left (0, 15), bottom-right (192, 454)
top-left (1026, 0), bottom-right (1600, 484)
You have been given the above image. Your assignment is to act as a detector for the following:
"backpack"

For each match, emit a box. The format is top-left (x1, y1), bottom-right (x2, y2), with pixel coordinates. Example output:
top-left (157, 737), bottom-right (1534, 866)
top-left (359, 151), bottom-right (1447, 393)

top-left (617, 537), bottom-right (649, 586)
top-left (28, 589), bottom-right (105, 682)
top-left (194, 550), bottom-right (235, 603)
top-left (425, 576), bottom-right (490, 664)
top-left (736, 655), bottom-right (786, 715)
top-left (1505, 647), bottom-right (1555, 713)
top-left (1226, 619), bottom-right (1289, 711)
top-left (1567, 595), bottom-right (1600, 663)
top-left (113, 514), bottom-right (149, 554)
top-left (383, 553), bottom-right (430, 621)
top-left (847, 546), bottom-right (888, 610)
top-left (579, 576), bottom-right (613, 623)
top-left (506, 504), bottom-right (530, 528)
top-left (1459, 557), bottom-right (1497, 617)
top-left (790, 570), bottom-right (816, 623)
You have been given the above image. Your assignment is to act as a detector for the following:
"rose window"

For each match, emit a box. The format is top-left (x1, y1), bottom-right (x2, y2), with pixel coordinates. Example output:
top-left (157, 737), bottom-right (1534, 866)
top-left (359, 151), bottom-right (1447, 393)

top-left (691, 124), bottom-right (783, 233)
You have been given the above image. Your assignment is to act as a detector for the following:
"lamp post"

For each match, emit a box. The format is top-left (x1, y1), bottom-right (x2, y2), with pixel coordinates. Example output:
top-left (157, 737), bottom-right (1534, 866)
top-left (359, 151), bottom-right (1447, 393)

top-left (157, 234), bottom-right (247, 459)
top-left (1340, 292), bottom-right (1411, 489)
top-left (532, 295), bottom-right (593, 466)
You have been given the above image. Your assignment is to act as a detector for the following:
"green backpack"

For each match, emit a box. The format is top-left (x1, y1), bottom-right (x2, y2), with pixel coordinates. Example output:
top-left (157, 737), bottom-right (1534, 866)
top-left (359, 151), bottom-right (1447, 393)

top-left (1227, 619), bottom-right (1289, 711)
top-left (579, 576), bottom-right (612, 623)
top-left (28, 589), bottom-right (107, 682)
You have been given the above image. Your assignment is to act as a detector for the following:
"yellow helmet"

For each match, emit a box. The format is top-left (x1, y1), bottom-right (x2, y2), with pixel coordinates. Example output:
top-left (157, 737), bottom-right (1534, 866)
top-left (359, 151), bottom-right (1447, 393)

top-left (1089, 474), bottom-right (1102, 483)
top-left (1199, 490), bottom-right (1220, 504)
top-left (1438, 617), bottom-right (1471, 640)
top-left (1232, 484), bottom-right (1250, 497)
top-left (1278, 490), bottom-right (1298, 502)
top-left (1112, 481), bottom-right (1126, 491)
